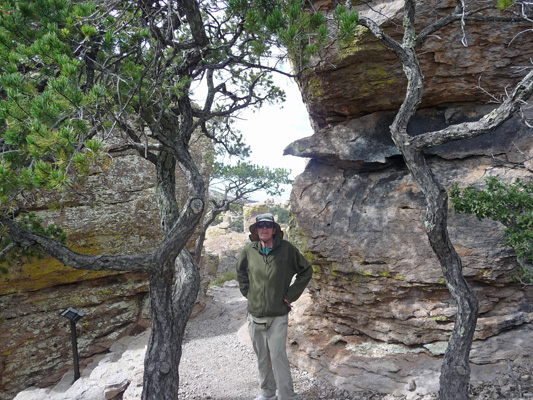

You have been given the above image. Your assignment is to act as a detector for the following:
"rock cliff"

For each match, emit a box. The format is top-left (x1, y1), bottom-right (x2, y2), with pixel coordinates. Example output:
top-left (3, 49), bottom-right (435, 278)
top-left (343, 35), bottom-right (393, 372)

top-left (0, 134), bottom-right (212, 400)
top-left (285, 0), bottom-right (533, 396)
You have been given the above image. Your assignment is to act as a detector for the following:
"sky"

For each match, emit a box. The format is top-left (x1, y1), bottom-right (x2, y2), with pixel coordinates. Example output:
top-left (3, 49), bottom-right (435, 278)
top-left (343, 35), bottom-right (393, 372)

top-left (232, 73), bottom-right (313, 202)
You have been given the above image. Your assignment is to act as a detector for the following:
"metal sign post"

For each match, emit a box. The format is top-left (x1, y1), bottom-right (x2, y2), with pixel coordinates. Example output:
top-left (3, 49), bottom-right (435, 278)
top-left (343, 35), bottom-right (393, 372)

top-left (60, 307), bottom-right (85, 381)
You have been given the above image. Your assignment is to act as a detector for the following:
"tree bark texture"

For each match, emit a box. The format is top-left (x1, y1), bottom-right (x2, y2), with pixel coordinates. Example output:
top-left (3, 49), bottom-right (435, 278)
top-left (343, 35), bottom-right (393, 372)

top-left (399, 149), bottom-right (479, 400)
top-left (142, 249), bottom-right (200, 400)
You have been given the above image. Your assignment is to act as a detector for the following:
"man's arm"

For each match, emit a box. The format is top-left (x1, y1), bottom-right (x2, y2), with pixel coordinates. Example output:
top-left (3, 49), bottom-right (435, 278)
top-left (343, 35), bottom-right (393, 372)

top-left (236, 249), bottom-right (249, 298)
top-left (285, 248), bottom-right (313, 303)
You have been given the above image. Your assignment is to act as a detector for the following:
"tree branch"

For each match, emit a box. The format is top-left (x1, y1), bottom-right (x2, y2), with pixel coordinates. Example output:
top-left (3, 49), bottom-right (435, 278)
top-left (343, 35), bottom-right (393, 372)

top-left (0, 242), bottom-right (15, 260)
top-left (416, 1), bottom-right (532, 46)
top-left (357, 16), bottom-right (404, 57)
top-left (410, 69), bottom-right (533, 150)
top-left (179, 0), bottom-right (209, 47)
top-left (1, 216), bottom-right (154, 272)
top-left (108, 142), bottom-right (163, 154)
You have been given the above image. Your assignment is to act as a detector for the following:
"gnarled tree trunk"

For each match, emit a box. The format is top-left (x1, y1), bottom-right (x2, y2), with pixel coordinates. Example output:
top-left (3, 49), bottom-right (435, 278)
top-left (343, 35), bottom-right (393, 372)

top-left (139, 111), bottom-right (206, 398)
top-left (397, 149), bottom-right (479, 400)
top-left (382, 2), bottom-right (480, 399)
top-left (142, 250), bottom-right (200, 399)
top-left (374, 0), bottom-right (532, 397)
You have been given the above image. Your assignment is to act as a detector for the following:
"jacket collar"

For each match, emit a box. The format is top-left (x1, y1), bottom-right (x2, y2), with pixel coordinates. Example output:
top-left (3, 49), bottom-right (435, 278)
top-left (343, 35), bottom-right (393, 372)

top-left (252, 235), bottom-right (282, 253)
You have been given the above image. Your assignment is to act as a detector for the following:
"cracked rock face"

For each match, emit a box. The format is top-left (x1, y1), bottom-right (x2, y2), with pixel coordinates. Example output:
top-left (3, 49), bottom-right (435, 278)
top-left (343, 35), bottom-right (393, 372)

top-left (286, 0), bottom-right (533, 396)
top-left (296, 0), bottom-right (533, 128)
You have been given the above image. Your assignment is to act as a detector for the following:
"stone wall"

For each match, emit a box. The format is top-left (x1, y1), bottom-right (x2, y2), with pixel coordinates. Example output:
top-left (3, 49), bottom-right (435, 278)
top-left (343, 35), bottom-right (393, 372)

top-left (286, 0), bottom-right (533, 396)
top-left (0, 134), bottom-right (212, 400)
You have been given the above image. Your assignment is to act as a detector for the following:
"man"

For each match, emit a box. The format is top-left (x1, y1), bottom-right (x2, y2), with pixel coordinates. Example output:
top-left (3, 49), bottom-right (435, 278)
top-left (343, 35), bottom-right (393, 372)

top-left (236, 213), bottom-right (313, 400)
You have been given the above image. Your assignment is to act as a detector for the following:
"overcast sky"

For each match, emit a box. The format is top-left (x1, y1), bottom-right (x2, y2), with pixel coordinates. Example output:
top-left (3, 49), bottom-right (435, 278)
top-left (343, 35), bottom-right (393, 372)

top-left (234, 73), bottom-right (313, 202)
top-left (192, 64), bottom-right (314, 202)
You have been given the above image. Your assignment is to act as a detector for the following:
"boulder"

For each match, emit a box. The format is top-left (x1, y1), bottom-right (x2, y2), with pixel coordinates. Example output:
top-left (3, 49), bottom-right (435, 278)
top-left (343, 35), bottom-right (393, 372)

top-left (285, 0), bottom-right (533, 396)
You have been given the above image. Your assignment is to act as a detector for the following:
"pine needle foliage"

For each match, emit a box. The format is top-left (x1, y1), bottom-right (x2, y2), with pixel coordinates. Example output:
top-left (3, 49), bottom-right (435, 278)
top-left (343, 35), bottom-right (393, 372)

top-left (211, 160), bottom-right (292, 199)
top-left (0, 0), bottom-right (105, 210)
top-left (228, 0), bottom-right (358, 68)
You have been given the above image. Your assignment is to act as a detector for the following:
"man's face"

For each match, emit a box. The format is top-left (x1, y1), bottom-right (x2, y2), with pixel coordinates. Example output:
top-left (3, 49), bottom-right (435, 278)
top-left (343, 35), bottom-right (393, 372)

top-left (257, 222), bottom-right (276, 243)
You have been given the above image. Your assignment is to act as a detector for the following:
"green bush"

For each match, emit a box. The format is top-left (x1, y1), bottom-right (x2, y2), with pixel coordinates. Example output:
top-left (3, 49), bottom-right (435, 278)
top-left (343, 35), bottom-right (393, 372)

top-left (450, 177), bottom-right (532, 282)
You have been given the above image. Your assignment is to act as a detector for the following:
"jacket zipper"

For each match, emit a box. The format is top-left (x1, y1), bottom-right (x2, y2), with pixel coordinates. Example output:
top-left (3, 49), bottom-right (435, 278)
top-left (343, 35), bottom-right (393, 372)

top-left (262, 251), bottom-right (268, 316)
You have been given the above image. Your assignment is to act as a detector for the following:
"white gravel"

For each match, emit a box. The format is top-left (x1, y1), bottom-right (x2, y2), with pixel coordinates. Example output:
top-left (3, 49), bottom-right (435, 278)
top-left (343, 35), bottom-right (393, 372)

top-left (178, 282), bottom-right (258, 399)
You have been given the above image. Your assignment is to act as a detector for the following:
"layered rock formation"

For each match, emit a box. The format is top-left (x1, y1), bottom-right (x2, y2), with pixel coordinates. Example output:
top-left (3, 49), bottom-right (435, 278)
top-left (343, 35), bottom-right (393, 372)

top-left (286, 0), bottom-right (533, 396)
top-left (0, 134), bottom-right (212, 400)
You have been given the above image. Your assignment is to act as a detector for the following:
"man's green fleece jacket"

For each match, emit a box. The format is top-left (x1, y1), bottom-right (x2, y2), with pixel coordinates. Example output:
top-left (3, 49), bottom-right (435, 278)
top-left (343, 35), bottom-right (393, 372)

top-left (236, 236), bottom-right (312, 318)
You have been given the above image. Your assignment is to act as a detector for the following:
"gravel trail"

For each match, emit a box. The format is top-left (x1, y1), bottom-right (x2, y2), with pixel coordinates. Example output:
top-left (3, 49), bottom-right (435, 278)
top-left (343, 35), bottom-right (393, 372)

top-left (179, 282), bottom-right (414, 400)
top-left (178, 281), bottom-right (533, 400)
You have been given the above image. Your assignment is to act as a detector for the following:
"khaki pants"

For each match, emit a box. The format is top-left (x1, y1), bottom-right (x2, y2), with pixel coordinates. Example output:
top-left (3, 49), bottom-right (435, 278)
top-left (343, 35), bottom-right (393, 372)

top-left (248, 313), bottom-right (296, 400)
